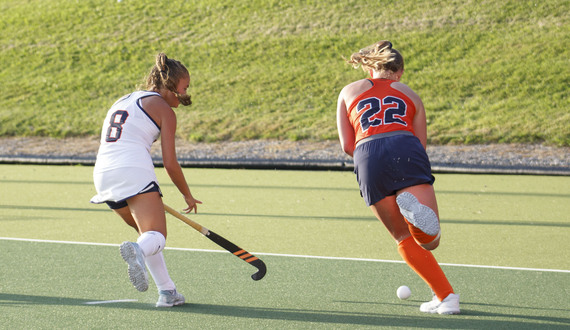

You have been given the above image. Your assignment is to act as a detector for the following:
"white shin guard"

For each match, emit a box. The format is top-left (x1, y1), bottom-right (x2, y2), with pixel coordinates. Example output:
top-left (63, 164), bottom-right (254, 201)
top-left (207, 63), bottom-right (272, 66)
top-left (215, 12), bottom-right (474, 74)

top-left (136, 231), bottom-right (166, 257)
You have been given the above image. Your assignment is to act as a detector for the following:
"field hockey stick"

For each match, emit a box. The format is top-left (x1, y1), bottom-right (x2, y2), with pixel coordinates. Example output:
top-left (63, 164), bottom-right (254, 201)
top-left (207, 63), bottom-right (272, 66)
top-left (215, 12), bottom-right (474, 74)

top-left (163, 204), bottom-right (267, 281)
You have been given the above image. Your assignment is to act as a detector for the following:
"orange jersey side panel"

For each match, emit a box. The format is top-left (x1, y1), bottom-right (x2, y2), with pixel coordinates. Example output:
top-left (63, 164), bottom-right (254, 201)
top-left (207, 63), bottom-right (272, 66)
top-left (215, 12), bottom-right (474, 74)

top-left (347, 79), bottom-right (416, 144)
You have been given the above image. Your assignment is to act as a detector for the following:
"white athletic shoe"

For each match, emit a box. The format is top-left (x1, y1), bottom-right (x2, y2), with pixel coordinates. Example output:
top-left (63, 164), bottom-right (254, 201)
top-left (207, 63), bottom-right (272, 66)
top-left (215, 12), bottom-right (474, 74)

top-left (156, 289), bottom-right (185, 307)
top-left (119, 241), bottom-right (148, 292)
top-left (396, 192), bottom-right (441, 236)
top-left (420, 293), bottom-right (460, 314)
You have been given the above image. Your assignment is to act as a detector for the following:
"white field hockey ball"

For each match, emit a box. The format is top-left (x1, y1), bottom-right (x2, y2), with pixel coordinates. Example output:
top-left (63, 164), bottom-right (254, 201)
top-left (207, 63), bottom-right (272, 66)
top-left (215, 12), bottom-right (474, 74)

top-left (397, 285), bottom-right (411, 300)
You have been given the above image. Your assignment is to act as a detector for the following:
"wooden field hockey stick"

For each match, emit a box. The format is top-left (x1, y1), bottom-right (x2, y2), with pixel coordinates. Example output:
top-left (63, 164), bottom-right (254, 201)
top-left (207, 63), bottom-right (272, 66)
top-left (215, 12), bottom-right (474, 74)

top-left (163, 204), bottom-right (267, 281)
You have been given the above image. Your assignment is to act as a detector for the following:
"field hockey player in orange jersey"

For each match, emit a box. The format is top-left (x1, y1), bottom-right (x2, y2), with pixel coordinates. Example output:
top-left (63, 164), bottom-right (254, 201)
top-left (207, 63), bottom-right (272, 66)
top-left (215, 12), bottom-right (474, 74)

top-left (336, 40), bottom-right (460, 314)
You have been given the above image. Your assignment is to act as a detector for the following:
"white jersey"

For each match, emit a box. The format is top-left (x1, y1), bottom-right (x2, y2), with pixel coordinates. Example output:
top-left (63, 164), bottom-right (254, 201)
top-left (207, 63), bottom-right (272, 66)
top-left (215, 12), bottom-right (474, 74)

top-left (94, 91), bottom-right (161, 173)
top-left (91, 91), bottom-right (162, 203)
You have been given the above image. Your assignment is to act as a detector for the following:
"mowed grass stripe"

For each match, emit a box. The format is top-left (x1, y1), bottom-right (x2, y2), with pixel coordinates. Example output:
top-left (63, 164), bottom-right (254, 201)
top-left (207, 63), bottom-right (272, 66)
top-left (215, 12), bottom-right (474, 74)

top-left (2, 0), bottom-right (568, 145)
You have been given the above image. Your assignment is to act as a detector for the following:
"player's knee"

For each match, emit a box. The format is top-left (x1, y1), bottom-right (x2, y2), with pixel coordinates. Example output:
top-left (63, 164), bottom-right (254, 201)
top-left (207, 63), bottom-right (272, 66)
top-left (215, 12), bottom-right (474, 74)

top-left (137, 230), bottom-right (166, 256)
top-left (420, 237), bottom-right (440, 250)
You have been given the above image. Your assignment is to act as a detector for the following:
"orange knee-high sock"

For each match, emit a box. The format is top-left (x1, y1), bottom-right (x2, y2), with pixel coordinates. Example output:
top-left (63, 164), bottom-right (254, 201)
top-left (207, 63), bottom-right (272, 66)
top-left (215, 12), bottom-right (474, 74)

top-left (404, 219), bottom-right (439, 245)
top-left (397, 236), bottom-right (453, 301)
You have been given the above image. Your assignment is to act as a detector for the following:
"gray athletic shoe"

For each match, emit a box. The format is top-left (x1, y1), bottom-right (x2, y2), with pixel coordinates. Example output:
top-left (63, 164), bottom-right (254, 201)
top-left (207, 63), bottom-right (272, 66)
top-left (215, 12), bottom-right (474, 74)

top-left (156, 289), bottom-right (185, 307)
top-left (420, 293), bottom-right (460, 314)
top-left (119, 241), bottom-right (148, 292)
top-left (396, 192), bottom-right (440, 236)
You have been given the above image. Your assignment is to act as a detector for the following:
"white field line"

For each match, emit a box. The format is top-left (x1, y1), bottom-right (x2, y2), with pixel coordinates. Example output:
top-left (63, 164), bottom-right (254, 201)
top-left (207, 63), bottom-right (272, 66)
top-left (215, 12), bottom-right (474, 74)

top-left (2, 237), bottom-right (569, 274)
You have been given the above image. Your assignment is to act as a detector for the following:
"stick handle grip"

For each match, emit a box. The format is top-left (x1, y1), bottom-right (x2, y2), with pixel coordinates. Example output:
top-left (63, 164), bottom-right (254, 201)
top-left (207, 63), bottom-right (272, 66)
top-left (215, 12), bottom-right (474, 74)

top-left (163, 204), bottom-right (208, 235)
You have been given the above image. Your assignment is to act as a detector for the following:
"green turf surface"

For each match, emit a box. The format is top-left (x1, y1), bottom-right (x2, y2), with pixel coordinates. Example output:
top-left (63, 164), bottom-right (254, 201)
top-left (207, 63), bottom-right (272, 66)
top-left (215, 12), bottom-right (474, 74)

top-left (1, 240), bottom-right (568, 329)
top-left (1, 165), bottom-right (569, 328)
top-left (1, 165), bottom-right (568, 269)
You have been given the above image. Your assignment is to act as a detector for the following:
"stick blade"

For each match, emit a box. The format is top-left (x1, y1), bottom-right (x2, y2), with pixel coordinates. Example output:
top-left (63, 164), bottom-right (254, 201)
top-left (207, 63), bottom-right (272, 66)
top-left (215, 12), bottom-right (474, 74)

top-left (163, 204), bottom-right (267, 281)
top-left (207, 230), bottom-right (267, 281)
top-left (249, 259), bottom-right (267, 281)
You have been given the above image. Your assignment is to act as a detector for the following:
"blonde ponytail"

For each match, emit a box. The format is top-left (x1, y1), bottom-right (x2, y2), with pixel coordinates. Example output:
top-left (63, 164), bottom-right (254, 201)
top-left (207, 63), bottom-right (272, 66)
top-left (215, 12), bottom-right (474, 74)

top-left (346, 40), bottom-right (403, 73)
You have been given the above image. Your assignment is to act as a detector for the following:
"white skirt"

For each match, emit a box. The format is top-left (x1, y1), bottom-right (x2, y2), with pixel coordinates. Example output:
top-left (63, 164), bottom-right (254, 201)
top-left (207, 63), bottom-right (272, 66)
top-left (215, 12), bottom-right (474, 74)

top-left (91, 166), bottom-right (158, 204)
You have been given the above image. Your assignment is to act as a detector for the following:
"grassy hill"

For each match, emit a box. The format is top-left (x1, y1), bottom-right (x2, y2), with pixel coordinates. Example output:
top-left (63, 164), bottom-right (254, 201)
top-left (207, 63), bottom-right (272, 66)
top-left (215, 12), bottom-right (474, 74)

top-left (1, 0), bottom-right (568, 145)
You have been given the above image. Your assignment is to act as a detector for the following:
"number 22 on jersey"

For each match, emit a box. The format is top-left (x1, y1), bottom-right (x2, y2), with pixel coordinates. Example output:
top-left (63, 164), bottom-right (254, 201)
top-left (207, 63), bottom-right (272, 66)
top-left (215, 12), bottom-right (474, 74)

top-left (357, 96), bottom-right (407, 132)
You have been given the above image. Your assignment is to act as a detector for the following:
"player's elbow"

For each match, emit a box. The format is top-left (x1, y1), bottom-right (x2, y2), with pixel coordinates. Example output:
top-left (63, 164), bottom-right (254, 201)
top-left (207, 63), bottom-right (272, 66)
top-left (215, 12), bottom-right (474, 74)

top-left (162, 157), bottom-right (179, 172)
top-left (341, 143), bottom-right (354, 157)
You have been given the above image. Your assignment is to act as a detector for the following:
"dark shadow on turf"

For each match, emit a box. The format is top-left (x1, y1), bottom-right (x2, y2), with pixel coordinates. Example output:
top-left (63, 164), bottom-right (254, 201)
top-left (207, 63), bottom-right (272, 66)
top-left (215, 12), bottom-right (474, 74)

top-left (200, 212), bottom-right (570, 228)
top-left (333, 300), bottom-right (570, 327)
top-left (437, 218), bottom-right (570, 228)
top-left (436, 190), bottom-right (569, 199)
top-left (0, 204), bottom-right (108, 213)
top-left (1, 294), bottom-right (568, 328)
top-left (1, 204), bottom-right (568, 228)
top-left (336, 299), bottom-right (570, 314)
top-left (461, 301), bottom-right (570, 313)
top-left (2, 179), bottom-right (568, 198)
top-left (0, 293), bottom-right (152, 310)
top-left (0, 179), bottom-right (94, 186)
top-left (0, 179), bottom-right (357, 192)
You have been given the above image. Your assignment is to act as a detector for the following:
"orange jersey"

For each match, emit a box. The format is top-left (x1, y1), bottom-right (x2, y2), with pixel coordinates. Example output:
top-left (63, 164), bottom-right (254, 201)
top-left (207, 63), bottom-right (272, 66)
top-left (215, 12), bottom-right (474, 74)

top-left (347, 79), bottom-right (416, 144)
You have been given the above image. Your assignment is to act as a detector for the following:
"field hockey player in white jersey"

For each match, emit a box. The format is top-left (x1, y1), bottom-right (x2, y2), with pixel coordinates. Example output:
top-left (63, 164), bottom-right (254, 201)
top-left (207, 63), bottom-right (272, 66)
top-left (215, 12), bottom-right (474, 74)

top-left (91, 53), bottom-right (202, 307)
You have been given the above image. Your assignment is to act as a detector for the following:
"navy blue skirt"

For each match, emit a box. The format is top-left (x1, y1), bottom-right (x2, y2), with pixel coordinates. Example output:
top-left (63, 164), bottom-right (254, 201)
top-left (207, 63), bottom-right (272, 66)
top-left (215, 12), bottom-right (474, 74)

top-left (353, 134), bottom-right (435, 206)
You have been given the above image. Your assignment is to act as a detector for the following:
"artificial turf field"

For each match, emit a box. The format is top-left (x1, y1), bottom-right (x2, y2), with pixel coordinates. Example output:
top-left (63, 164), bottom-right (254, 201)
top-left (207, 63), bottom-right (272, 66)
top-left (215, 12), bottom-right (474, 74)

top-left (1, 164), bottom-right (569, 329)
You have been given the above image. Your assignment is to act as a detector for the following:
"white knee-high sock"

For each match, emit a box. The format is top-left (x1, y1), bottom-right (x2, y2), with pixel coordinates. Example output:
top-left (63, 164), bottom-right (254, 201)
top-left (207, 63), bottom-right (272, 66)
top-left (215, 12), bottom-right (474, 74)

top-left (145, 252), bottom-right (176, 291)
top-left (136, 231), bottom-right (165, 257)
